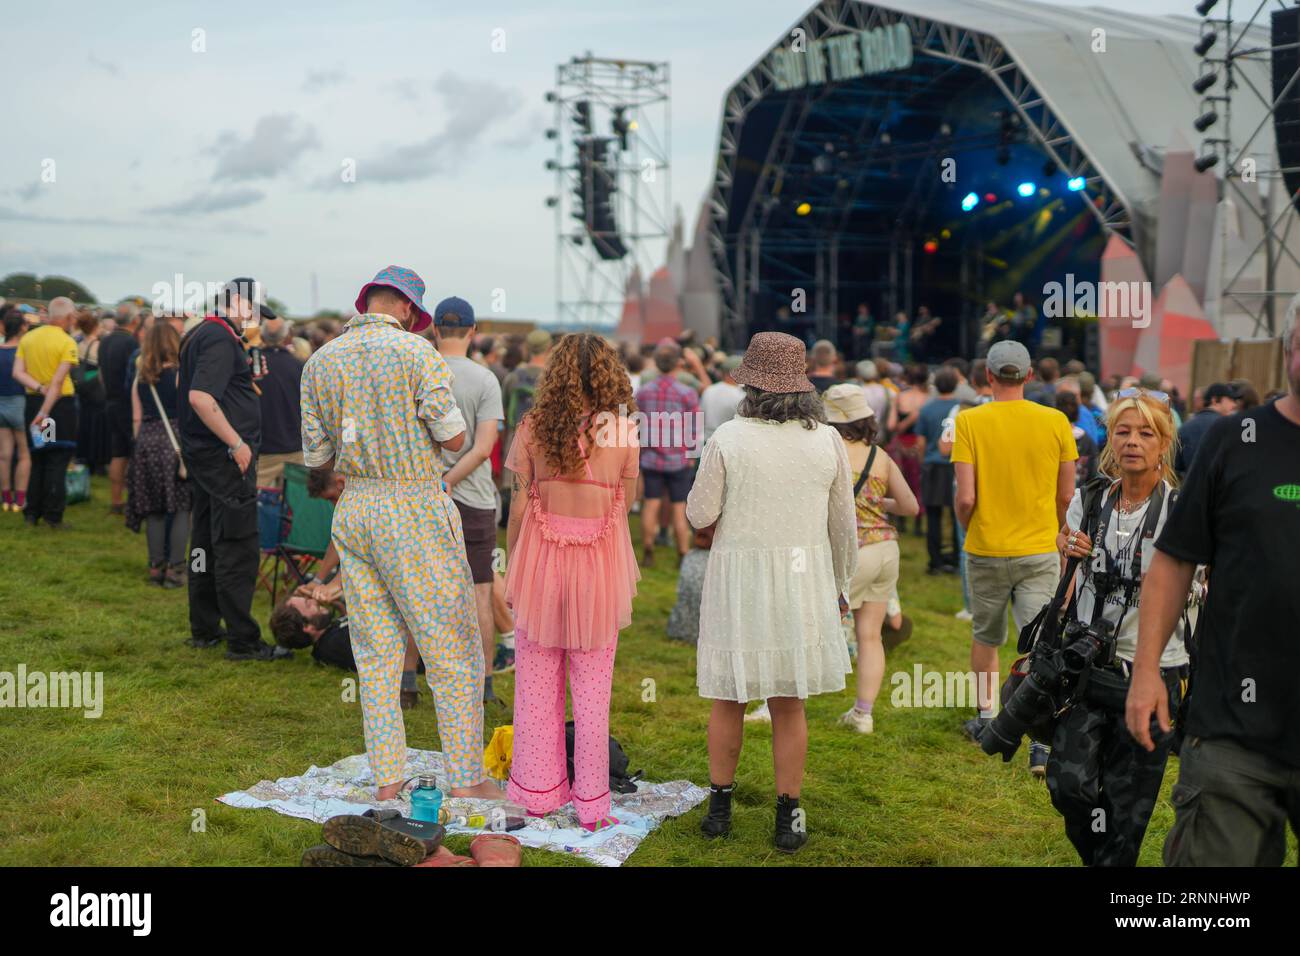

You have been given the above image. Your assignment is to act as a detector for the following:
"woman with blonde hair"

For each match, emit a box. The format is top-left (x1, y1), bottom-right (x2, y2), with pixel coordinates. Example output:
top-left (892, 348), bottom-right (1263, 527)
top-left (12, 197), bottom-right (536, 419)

top-left (504, 333), bottom-right (640, 832)
top-left (1048, 388), bottom-right (1190, 866)
top-left (127, 321), bottom-right (191, 587)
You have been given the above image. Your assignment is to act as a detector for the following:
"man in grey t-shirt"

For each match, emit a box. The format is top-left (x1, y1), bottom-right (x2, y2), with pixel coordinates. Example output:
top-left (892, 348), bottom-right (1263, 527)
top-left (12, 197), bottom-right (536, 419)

top-left (431, 296), bottom-right (507, 704)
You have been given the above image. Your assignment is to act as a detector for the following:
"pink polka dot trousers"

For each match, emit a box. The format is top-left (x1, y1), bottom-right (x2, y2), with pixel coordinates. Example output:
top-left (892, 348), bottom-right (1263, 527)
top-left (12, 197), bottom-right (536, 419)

top-left (507, 628), bottom-right (618, 824)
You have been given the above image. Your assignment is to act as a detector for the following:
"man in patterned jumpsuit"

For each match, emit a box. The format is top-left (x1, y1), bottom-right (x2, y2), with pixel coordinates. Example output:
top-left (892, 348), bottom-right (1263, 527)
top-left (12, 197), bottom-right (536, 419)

top-left (301, 265), bottom-right (498, 800)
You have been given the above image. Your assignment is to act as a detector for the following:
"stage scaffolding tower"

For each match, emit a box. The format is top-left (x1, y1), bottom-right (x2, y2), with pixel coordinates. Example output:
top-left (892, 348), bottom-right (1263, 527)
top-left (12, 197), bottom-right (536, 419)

top-left (545, 55), bottom-right (671, 328)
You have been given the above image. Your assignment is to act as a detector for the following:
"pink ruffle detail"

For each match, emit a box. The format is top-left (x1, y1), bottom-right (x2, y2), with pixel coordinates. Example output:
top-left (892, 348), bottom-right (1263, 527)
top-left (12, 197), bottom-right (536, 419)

top-left (526, 483), bottom-right (626, 547)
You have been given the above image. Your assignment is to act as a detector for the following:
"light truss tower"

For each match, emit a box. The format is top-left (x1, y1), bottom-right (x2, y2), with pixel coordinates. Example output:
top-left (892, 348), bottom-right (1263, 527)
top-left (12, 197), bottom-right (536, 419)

top-left (546, 55), bottom-right (671, 328)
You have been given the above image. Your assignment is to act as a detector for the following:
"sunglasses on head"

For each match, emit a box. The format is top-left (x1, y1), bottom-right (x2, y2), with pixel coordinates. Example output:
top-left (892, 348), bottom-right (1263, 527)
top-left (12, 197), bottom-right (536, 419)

top-left (1117, 386), bottom-right (1170, 406)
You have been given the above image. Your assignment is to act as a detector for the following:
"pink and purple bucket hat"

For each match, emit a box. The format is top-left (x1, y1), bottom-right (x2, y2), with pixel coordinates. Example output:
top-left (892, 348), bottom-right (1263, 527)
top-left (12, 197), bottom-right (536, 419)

top-left (354, 265), bottom-right (433, 332)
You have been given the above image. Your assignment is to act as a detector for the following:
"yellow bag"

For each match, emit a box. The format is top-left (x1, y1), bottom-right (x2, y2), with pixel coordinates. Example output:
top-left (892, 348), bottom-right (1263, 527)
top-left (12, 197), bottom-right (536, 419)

top-left (483, 725), bottom-right (514, 781)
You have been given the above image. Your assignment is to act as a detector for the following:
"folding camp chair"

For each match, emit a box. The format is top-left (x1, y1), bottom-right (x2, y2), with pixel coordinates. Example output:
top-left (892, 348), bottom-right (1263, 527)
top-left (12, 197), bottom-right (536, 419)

top-left (256, 487), bottom-right (288, 599)
top-left (270, 463), bottom-right (335, 605)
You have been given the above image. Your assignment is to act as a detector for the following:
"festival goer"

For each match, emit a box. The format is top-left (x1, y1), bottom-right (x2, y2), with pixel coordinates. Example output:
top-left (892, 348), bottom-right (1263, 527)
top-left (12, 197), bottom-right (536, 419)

top-left (807, 339), bottom-right (840, 393)
top-left (1128, 313), bottom-right (1300, 866)
top-left (855, 359), bottom-right (891, 423)
top-left (635, 341), bottom-right (699, 565)
top-left (886, 364), bottom-right (928, 535)
top-left (1049, 391), bottom-right (1187, 866)
top-left (0, 307), bottom-right (32, 514)
top-left (74, 311), bottom-right (109, 473)
top-left (850, 302), bottom-right (875, 360)
top-left (1173, 382), bottom-right (1235, 478)
top-left (823, 383), bottom-right (918, 734)
top-left (12, 296), bottom-right (79, 529)
top-left (699, 355), bottom-right (743, 445)
top-left (504, 333), bottom-right (640, 831)
top-left (178, 278), bottom-right (275, 660)
top-left (916, 367), bottom-right (960, 574)
top-left (1055, 390), bottom-right (1098, 488)
top-left (126, 321), bottom-right (191, 587)
top-left (253, 318), bottom-right (305, 489)
top-left (301, 266), bottom-right (497, 800)
top-left (431, 296), bottom-right (508, 706)
top-left (687, 331), bottom-right (856, 853)
top-left (100, 304), bottom-right (142, 514)
top-left (666, 524), bottom-right (714, 645)
top-left (953, 341), bottom-right (1077, 777)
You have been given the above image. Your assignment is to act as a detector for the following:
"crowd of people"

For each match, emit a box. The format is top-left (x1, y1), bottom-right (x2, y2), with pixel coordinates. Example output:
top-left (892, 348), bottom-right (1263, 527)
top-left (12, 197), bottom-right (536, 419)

top-left (1, 273), bottom-right (1296, 866)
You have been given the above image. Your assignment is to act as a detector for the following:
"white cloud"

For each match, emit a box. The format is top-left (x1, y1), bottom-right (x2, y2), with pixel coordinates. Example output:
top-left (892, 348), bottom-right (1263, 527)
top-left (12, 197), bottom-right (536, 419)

top-left (212, 114), bottom-right (320, 182)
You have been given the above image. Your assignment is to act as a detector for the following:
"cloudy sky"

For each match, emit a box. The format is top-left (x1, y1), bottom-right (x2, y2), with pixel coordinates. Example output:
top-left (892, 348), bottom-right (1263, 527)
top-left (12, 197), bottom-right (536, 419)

top-left (2, 0), bottom-right (1194, 320)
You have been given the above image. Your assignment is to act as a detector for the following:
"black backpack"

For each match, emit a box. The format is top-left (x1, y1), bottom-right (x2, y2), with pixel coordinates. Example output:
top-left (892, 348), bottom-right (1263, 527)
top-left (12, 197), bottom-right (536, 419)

top-left (564, 721), bottom-right (642, 794)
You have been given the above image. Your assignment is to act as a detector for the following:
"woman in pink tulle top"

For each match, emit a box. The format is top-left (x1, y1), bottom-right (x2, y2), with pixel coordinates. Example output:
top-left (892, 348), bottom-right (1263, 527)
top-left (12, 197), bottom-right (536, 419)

top-left (504, 333), bottom-right (640, 830)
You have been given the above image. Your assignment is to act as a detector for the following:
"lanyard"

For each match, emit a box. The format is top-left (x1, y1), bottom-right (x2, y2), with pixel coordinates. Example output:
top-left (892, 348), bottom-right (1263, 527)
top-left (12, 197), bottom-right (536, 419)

top-left (203, 315), bottom-right (243, 344)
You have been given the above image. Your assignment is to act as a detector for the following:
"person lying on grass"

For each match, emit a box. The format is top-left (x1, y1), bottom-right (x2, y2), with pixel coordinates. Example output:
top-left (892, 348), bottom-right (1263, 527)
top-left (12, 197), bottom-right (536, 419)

top-left (269, 580), bottom-right (424, 706)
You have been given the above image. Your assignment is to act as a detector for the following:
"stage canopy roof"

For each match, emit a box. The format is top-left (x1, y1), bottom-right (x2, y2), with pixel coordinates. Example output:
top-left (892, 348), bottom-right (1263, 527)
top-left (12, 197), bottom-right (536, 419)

top-left (706, 0), bottom-right (1275, 345)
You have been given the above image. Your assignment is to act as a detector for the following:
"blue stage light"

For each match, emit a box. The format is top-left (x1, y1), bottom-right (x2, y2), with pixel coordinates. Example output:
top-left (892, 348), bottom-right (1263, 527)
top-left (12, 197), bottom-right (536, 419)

top-left (961, 192), bottom-right (979, 211)
top-left (1067, 176), bottom-right (1086, 192)
top-left (1017, 182), bottom-right (1036, 197)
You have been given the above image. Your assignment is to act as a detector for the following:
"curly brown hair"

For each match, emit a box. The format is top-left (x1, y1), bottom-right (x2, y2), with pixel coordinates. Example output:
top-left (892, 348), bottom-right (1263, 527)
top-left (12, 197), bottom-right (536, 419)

top-left (526, 332), bottom-right (635, 475)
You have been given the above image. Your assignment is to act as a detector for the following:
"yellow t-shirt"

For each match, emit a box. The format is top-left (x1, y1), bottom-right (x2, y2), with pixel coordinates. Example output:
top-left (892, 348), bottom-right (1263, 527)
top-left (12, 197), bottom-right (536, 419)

top-left (16, 325), bottom-right (79, 398)
top-left (951, 399), bottom-right (1078, 557)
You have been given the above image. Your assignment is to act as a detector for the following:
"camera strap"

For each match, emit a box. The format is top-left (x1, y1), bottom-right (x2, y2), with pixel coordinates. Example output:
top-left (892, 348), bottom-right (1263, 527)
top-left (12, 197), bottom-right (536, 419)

top-left (1084, 481), bottom-right (1166, 657)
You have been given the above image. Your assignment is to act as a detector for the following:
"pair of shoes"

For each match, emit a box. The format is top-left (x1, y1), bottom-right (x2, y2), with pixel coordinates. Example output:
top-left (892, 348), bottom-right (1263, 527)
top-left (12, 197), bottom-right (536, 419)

top-left (1028, 743), bottom-right (1050, 779)
top-left (881, 614), bottom-right (913, 653)
top-left (925, 563), bottom-right (958, 576)
top-left (700, 783), bottom-right (734, 837)
top-left (302, 812), bottom-right (446, 867)
top-left (148, 564), bottom-right (166, 586)
top-left (163, 567), bottom-right (185, 589)
top-left (225, 642), bottom-right (291, 662)
top-left (954, 608), bottom-right (973, 622)
top-left (492, 644), bottom-right (515, 674)
top-left (774, 794), bottom-right (807, 853)
top-left (962, 716), bottom-right (991, 743)
top-left (417, 833), bottom-right (522, 867)
top-left (838, 706), bottom-right (874, 734)
top-left (743, 701), bottom-right (771, 723)
top-left (399, 690), bottom-right (420, 710)
top-left (184, 635), bottom-right (222, 649)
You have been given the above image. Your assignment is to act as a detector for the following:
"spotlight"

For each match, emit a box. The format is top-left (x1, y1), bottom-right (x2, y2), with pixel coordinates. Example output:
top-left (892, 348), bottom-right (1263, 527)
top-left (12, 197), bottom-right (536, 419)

top-left (795, 201), bottom-right (812, 216)
top-left (1194, 110), bottom-right (1218, 132)
top-left (1067, 176), bottom-right (1086, 191)
top-left (940, 228), bottom-right (952, 239)
top-left (1194, 153), bottom-right (1220, 172)
top-left (880, 131), bottom-right (892, 145)
top-left (545, 129), bottom-right (558, 140)
top-left (1017, 182), bottom-right (1036, 197)
top-left (984, 192), bottom-right (998, 203)
top-left (1193, 72), bottom-right (1218, 94)
top-left (923, 239), bottom-right (939, 254)
top-left (545, 196), bottom-right (558, 208)
top-left (961, 192), bottom-right (979, 211)
top-left (1194, 30), bottom-right (1217, 57)
top-left (1196, 0), bottom-right (1219, 17)
top-left (545, 159), bottom-right (558, 171)
top-left (939, 123), bottom-right (952, 137)
top-left (544, 91), bottom-right (557, 103)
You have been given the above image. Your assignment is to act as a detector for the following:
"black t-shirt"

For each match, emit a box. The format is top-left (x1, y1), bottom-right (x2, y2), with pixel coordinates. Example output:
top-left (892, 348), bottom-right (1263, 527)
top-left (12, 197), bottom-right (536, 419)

top-left (257, 347), bottom-right (304, 455)
top-left (178, 316), bottom-right (261, 455)
top-left (312, 621), bottom-right (356, 671)
top-left (137, 368), bottom-right (181, 421)
top-left (1156, 400), bottom-right (1300, 767)
top-left (809, 375), bottom-right (840, 394)
top-left (98, 329), bottom-right (138, 403)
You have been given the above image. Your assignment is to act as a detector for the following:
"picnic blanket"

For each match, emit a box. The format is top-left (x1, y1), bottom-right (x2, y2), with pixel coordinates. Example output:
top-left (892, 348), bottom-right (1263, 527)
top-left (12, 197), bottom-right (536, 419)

top-left (218, 748), bottom-right (708, 867)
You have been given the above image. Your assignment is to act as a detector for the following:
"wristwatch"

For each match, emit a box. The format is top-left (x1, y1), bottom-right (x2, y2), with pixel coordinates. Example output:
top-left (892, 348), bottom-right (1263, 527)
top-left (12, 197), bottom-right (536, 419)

top-left (227, 438), bottom-right (244, 459)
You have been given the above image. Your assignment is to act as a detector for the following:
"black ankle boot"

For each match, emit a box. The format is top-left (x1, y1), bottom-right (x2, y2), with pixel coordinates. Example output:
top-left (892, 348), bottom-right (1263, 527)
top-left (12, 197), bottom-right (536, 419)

top-left (774, 793), bottom-right (807, 853)
top-left (700, 783), bottom-right (734, 837)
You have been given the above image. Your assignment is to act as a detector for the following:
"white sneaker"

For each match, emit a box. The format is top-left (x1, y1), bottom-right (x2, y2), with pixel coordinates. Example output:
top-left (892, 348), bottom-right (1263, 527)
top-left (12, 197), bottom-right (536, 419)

top-left (839, 707), bottom-right (874, 734)
top-left (744, 701), bottom-right (771, 723)
top-left (954, 608), bottom-right (973, 622)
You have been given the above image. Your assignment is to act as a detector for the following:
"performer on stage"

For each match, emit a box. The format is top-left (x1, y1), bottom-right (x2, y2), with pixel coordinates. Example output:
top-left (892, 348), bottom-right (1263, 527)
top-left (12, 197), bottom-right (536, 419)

top-left (300, 265), bottom-right (498, 800)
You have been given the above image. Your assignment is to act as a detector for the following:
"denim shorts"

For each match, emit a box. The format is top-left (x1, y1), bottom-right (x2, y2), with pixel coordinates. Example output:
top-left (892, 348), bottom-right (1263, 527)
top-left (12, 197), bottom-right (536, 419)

top-left (0, 394), bottom-right (25, 430)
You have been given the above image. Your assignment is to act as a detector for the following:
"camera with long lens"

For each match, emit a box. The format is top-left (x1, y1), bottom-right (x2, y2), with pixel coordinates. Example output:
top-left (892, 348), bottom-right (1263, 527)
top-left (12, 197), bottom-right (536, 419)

top-left (979, 600), bottom-right (1119, 761)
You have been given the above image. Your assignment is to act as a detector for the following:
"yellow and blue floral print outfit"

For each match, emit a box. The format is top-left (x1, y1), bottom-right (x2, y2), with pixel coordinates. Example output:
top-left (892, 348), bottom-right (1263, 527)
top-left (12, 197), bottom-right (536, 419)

top-left (301, 312), bottom-right (484, 789)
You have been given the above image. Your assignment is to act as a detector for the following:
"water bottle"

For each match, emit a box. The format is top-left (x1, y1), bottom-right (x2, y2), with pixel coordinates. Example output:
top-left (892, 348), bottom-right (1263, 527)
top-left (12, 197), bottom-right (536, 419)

top-left (409, 775), bottom-right (443, 823)
top-left (30, 422), bottom-right (47, 451)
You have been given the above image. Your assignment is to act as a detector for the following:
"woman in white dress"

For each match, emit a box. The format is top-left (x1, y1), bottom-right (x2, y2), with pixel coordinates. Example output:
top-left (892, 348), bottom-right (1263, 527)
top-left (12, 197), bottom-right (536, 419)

top-left (686, 331), bottom-right (857, 853)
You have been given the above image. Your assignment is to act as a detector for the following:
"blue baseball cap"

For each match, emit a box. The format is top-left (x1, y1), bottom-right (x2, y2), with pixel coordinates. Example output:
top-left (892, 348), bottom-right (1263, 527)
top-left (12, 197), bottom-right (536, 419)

top-left (433, 296), bottom-right (475, 327)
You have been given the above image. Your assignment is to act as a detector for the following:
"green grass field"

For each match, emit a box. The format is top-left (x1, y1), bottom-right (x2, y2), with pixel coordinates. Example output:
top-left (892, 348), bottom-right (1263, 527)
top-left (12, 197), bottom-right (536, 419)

top-left (1, 476), bottom-right (1292, 867)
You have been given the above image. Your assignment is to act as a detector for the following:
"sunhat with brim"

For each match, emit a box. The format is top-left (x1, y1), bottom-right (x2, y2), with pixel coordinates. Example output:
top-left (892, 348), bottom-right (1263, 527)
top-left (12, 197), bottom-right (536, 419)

top-left (732, 331), bottom-right (814, 394)
top-left (822, 383), bottom-right (875, 423)
top-left (354, 265), bottom-right (432, 333)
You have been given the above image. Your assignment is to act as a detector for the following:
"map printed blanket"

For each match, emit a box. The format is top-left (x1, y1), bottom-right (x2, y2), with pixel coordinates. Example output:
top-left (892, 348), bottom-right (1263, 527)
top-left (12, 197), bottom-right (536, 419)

top-left (217, 748), bottom-right (708, 867)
